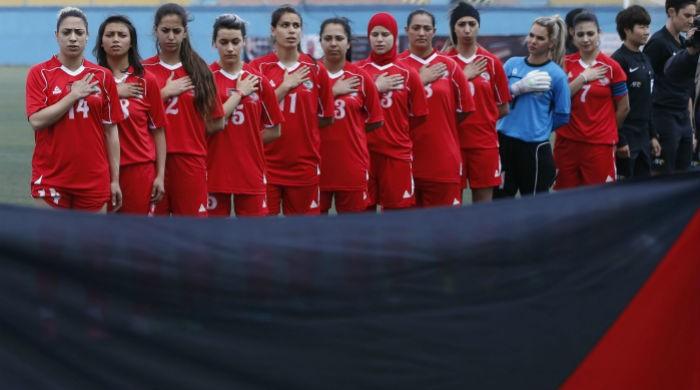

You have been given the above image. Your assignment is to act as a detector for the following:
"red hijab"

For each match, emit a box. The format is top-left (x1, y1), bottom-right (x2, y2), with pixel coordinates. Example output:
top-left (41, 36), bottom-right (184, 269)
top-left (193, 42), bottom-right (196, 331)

top-left (367, 12), bottom-right (398, 66)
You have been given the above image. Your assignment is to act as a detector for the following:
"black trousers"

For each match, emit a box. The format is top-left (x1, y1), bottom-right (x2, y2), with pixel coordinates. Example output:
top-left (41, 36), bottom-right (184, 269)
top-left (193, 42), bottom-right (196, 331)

top-left (653, 108), bottom-right (693, 173)
top-left (616, 123), bottom-right (652, 179)
top-left (494, 133), bottom-right (555, 198)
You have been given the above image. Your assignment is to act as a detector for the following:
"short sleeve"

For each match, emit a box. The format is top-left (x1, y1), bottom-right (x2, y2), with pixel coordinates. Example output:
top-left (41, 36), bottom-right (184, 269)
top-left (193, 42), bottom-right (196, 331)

top-left (408, 67), bottom-right (428, 117)
top-left (101, 71), bottom-right (124, 125)
top-left (25, 66), bottom-right (48, 118)
top-left (260, 75), bottom-right (285, 127)
top-left (492, 57), bottom-right (511, 105)
top-left (145, 73), bottom-right (167, 130)
top-left (610, 59), bottom-right (627, 85)
top-left (360, 70), bottom-right (384, 124)
top-left (553, 69), bottom-right (572, 116)
top-left (315, 62), bottom-right (335, 119)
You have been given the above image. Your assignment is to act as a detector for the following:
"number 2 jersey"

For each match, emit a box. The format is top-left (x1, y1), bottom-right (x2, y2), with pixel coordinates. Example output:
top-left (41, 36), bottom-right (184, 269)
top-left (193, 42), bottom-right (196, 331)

top-left (560, 52), bottom-right (627, 145)
top-left (115, 68), bottom-right (167, 167)
top-left (142, 56), bottom-right (225, 157)
top-left (321, 63), bottom-right (384, 191)
top-left (249, 53), bottom-right (334, 186)
top-left (398, 50), bottom-right (475, 183)
top-left (355, 58), bottom-right (428, 161)
top-left (25, 56), bottom-right (124, 197)
top-left (208, 62), bottom-right (284, 194)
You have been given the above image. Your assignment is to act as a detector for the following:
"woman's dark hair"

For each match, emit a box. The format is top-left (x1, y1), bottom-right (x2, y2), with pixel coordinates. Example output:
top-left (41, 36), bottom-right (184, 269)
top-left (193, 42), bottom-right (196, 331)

top-left (564, 8), bottom-right (586, 54)
top-left (572, 11), bottom-right (600, 31)
top-left (615, 5), bottom-right (651, 40)
top-left (320, 17), bottom-right (353, 62)
top-left (271, 5), bottom-right (302, 27)
top-left (406, 9), bottom-right (435, 28)
top-left (94, 15), bottom-right (144, 77)
top-left (56, 7), bottom-right (88, 32)
top-left (154, 3), bottom-right (218, 118)
top-left (212, 13), bottom-right (247, 44)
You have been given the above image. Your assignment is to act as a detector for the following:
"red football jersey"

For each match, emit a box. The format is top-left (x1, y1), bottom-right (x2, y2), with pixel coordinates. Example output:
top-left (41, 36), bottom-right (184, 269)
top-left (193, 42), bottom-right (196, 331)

top-left (447, 47), bottom-right (511, 149)
top-left (142, 56), bottom-right (224, 157)
top-left (26, 56), bottom-right (124, 197)
top-left (320, 63), bottom-right (384, 191)
top-left (249, 53), bottom-right (335, 186)
top-left (208, 62), bottom-right (285, 194)
top-left (560, 52), bottom-right (627, 145)
top-left (355, 59), bottom-right (428, 161)
top-left (115, 69), bottom-right (167, 166)
top-left (398, 50), bottom-right (475, 183)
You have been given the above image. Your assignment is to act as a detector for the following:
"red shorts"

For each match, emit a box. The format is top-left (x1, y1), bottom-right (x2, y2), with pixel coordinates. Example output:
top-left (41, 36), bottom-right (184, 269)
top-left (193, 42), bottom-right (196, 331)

top-left (154, 154), bottom-right (208, 217)
top-left (207, 193), bottom-right (268, 217)
top-left (368, 153), bottom-right (415, 210)
top-left (31, 184), bottom-right (108, 212)
top-left (414, 179), bottom-right (462, 208)
top-left (320, 190), bottom-right (368, 214)
top-left (553, 137), bottom-right (616, 190)
top-left (113, 162), bottom-right (155, 215)
top-left (266, 184), bottom-right (320, 216)
top-left (462, 148), bottom-right (502, 189)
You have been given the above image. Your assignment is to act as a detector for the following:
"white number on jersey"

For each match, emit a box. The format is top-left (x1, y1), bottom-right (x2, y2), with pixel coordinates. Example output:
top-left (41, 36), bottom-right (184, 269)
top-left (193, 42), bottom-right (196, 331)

top-left (280, 92), bottom-right (298, 114)
top-left (424, 84), bottom-right (433, 99)
top-left (231, 104), bottom-right (245, 125)
top-left (68, 98), bottom-right (89, 119)
top-left (468, 81), bottom-right (476, 97)
top-left (580, 85), bottom-right (591, 103)
top-left (334, 99), bottom-right (346, 120)
top-left (120, 98), bottom-right (130, 119)
top-left (165, 96), bottom-right (179, 115)
top-left (380, 91), bottom-right (393, 109)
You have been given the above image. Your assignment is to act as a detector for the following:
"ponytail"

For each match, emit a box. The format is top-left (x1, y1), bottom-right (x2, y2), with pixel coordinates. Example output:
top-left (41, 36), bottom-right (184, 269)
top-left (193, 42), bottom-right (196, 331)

top-left (534, 15), bottom-right (567, 67)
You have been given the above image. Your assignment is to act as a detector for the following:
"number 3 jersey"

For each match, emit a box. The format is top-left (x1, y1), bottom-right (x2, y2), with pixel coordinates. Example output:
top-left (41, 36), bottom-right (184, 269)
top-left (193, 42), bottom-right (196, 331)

top-left (115, 68), bottom-right (167, 167)
top-left (320, 63), bottom-right (384, 191)
top-left (142, 56), bottom-right (225, 157)
top-left (208, 62), bottom-right (285, 194)
top-left (355, 59), bottom-right (428, 162)
top-left (249, 53), bottom-right (335, 187)
top-left (25, 56), bottom-right (124, 196)
top-left (560, 52), bottom-right (627, 145)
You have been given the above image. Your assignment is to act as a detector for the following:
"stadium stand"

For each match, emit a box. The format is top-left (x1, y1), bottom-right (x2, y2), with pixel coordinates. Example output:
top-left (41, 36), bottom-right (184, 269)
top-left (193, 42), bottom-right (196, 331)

top-left (0, 0), bottom-right (191, 6)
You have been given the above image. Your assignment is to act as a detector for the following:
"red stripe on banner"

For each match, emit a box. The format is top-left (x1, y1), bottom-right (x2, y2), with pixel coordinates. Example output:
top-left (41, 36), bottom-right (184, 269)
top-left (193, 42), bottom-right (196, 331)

top-left (562, 210), bottom-right (700, 390)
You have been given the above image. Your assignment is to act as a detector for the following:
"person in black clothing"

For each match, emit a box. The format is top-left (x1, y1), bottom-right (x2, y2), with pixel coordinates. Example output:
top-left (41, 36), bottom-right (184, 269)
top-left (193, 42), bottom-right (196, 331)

top-left (643, 0), bottom-right (697, 173)
top-left (612, 5), bottom-right (661, 178)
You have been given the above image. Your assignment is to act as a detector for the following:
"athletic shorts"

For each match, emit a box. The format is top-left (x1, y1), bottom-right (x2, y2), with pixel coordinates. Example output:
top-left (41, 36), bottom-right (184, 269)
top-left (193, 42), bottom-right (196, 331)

top-left (461, 148), bottom-right (502, 189)
top-left (414, 179), bottom-right (462, 208)
top-left (113, 162), bottom-right (155, 215)
top-left (207, 193), bottom-right (268, 217)
top-left (320, 190), bottom-right (368, 214)
top-left (31, 184), bottom-right (108, 212)
top-left (367, 152), bottom-right (415, 210)
top-left (266, 184), bottom-right (320, 216)
top-left (553, 137), bottom-right (616, 190)
top-left (154, 154), bottom-right (208, 217)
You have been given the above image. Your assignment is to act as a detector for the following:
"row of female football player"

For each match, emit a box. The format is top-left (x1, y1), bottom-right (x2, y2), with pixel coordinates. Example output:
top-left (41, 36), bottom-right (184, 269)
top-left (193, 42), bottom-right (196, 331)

top-left (26, 3), bottom-right (635, 217)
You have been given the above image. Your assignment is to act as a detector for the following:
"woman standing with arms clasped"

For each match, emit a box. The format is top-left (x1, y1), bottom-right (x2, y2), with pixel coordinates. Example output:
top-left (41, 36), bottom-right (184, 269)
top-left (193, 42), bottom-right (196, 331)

top-left (26, 7), bottom-right (124, 212)
top-left (249, 6), bottom-right (335, 216)
top-left (495, 16), bottom-right (571, 197)
top-left (95, 15), bottom-right (167, 215)
top-left (399, 9), bottom-right (475, 207)
top-left (318, 17), bottom-right (384, 214)
top-left (356, 12), bottom-right (428, 212)
top-left (445, 2), bottom-right (511, 203)
top-left (207, 14), bottom-right (284, 217)
top-left (556, 12), bottom-right (629, 189)
top-left (143, 3), bottom-right (224, 217)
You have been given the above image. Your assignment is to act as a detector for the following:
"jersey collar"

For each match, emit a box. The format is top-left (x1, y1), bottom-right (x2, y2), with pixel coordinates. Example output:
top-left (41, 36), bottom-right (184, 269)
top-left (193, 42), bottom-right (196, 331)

top-left (159, 61), bottom-right (182, 71)
top-left (369, 62), bottom-right (393, 71)
top-left (408, 51), bottom-right (438, 65)
top-left (327, 69), bottom-right (345, 79)
top-left (578, 58), bottom-right (599, 69)
top-left (54, 55), bottom-right (85, 76)
top-left (220, 68), bottom-right (243, 81)
top-left (277, 61), bottom-right (301, 72)
top-left (457, 53), bottom-right (477, 64)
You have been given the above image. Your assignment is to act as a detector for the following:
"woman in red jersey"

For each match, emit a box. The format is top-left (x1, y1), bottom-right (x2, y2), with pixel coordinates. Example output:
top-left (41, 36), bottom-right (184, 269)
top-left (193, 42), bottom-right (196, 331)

top-left (356, 12), bottom-right (429, 212)
top-left (207, 14), bottom-right (284, 217)
top-left (318, 17), bottom-right (384, 214)
top-left (446, 2), bottom-right (511, 203)
top-left (26, 7), bottom-right (123, 212)
top-left (95, 15), bottom-right (167, 215)
top-left (249, 6), bottom-right (334, 216)
top-left (143, 3), bottom-right (224, 217)
top-left (556, 11), bottom-right (630, 189)
top-left (399, 10), bottom-right (475, 207)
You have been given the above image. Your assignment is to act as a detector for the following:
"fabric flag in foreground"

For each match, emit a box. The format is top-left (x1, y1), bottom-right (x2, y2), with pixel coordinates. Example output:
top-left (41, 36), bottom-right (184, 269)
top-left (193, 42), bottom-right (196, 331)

top-left (0, 171), bottom-right (698, 389)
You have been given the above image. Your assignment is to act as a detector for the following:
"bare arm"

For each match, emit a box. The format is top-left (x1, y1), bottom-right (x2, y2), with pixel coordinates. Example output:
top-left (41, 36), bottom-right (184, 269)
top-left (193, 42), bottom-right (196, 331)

top-left (104, 123), bottom-right (122, 211)
top-left (206, 117), bottom-right (225, 135)
top-left (29, 73), bottom-right (98, 131)
top-left (615, 95), bottom-right (630, 129)
top-left (151, 127), bottom-right (166, 203)
top-left (497, 104), bottom-right (509, 118)
top-left (262, 124), bottom-right (281, 144)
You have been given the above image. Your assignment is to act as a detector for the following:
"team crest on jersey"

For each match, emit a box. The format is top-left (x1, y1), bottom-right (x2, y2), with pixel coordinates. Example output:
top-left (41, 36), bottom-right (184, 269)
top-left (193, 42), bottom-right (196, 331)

top-left (249, 92), bottom-right (259, 102)
top-left (512, 69), bottom-right (518, 76)
top-left (599, 77), bottom-right (610, 86)
top-left (480, 72), bottom-right (490, 81)
top-left (303, 80), bottom-right (314, 90)
top-left (52, 86), bottom-right (62, 95)
top-left (269, 80), bottom-right (276, 88)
